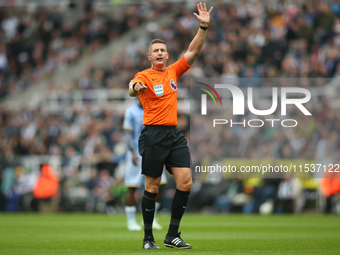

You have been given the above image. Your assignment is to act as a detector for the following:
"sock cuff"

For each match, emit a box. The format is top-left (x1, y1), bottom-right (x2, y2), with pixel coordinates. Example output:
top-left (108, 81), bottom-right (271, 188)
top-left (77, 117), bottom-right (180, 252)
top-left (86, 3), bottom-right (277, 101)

top-left (176, 188), bottom-right (190, 197)
top-left (144, 190), bottom-right (157, 200)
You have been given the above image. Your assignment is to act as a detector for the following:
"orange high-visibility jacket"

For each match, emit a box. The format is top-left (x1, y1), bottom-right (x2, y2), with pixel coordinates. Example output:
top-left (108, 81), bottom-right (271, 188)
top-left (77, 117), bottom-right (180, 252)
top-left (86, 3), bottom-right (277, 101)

top-left (33, 164), bottom-right (59, 199)
top-left (320, 166), bottom-right (340, 197)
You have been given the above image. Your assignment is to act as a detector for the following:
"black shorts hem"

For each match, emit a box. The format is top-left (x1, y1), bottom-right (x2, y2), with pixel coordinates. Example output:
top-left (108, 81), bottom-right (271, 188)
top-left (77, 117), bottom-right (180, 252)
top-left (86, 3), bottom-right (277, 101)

top-left (139, 126), bottom-right (191, 177)
top-left (165, 164), bottom-right (191, 175)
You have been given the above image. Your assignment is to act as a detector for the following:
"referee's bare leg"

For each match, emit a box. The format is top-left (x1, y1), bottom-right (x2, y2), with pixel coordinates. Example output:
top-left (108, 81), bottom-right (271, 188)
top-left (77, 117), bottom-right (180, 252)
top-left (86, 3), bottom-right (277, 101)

top-left (167, 167), bottom-right (192, 236)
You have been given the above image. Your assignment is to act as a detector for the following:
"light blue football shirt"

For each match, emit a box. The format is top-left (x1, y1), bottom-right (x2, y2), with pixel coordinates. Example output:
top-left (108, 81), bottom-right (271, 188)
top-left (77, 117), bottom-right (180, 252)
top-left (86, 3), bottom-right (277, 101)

top-left (123, 104), bottom-right (144, 153)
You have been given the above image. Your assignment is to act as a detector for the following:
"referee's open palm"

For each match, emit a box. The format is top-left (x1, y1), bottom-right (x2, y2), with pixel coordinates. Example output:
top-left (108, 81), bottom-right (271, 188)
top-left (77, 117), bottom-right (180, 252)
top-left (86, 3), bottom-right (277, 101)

top-left (193, 2), bottom-right (213, 25)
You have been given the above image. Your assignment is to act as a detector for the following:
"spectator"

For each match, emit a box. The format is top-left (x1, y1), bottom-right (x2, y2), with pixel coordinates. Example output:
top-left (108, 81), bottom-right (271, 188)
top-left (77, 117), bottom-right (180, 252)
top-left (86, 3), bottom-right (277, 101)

top-left (213, 178), bottom-right (246, 213)
top-left (278, 174), bottom-right (304, 213)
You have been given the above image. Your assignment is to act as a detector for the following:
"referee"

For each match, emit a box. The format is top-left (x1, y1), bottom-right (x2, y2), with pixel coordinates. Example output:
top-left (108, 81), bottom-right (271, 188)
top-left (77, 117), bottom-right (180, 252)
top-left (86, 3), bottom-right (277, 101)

top-left (128, 2), bottom-right (213, 250)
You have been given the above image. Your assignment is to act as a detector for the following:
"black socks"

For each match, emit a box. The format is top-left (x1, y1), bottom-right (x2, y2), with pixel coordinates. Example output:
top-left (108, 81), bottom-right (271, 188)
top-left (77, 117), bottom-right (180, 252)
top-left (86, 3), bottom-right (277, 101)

top-left (142, 189), bottom-right (191, 239)
top-left (167, 189), bottom-right (190, 236)
top-left (142, 190), bottom-right (157, 239)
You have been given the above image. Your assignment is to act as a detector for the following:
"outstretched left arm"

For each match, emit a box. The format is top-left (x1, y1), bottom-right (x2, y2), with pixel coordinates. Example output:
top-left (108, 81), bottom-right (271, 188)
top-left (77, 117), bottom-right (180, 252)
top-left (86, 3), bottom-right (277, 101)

top-left (184, 2), bottom-right (213, 66)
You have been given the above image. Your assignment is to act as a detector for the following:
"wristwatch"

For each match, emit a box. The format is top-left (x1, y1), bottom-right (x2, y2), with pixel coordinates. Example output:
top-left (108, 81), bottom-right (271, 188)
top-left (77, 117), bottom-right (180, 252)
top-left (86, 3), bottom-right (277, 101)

top-left (132, 82), bottom-right (138, 92)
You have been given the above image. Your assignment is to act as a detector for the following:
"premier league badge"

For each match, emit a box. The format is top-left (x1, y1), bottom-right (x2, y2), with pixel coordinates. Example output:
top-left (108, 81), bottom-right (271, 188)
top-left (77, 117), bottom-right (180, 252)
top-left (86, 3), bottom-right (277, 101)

top-left (170, 79), bottom-right (177, 91)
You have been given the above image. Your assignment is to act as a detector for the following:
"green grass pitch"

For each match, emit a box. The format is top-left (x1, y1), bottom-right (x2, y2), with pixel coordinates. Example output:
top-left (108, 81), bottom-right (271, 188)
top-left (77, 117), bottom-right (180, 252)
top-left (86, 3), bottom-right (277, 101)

top-left (0, 213), bottom-right (339, 254)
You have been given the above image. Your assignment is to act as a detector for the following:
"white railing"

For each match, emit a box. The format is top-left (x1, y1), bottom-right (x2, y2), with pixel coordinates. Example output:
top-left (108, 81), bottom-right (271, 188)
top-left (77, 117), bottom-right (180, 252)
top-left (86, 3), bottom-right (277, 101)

top-left (30, 88), bottom-right (191, 113)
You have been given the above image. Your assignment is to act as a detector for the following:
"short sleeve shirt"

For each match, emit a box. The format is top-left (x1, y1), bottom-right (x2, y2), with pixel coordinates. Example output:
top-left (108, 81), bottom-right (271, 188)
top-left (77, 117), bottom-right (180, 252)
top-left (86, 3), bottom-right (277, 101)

top-left (130, 55), bottom-right (191, 126)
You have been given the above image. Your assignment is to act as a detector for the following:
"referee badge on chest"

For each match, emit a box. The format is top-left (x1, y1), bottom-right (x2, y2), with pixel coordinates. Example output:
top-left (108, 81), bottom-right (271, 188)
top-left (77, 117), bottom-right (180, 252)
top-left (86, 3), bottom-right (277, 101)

top-left (153, 84), bottom-right (163, 96)
top-left (170, 79), bottom-right (177, 90)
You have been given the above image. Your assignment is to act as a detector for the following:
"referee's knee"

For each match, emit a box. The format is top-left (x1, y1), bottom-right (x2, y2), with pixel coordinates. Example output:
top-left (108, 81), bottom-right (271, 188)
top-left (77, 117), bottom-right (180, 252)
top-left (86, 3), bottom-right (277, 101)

top-left (145, 184), bottom-right (159, 194)
top-left (178, 178), bottom-right (192, 192)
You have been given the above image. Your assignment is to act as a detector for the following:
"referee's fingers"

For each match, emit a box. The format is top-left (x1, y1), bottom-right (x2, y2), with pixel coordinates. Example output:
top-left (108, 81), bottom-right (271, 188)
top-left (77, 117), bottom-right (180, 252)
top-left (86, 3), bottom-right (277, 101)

top-left (139, 83), bottom-right (147, 92)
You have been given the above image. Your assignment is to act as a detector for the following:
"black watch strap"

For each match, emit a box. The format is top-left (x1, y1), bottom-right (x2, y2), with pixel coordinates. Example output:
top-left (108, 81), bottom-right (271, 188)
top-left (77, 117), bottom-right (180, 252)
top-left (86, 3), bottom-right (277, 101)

top-left (200, 25), bottom-right (208, 30)
top-left (132, 82), bottom-right (137, 92)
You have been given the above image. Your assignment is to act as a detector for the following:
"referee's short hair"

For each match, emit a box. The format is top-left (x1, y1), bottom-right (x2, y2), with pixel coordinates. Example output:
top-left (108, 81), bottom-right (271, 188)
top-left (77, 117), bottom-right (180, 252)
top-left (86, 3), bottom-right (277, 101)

top-left (149, 39), bottom-right (166, 53)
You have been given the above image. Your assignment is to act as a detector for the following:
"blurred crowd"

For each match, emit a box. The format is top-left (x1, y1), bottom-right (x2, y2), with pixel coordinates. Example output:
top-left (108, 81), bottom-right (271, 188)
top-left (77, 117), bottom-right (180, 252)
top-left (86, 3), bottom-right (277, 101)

top-left (1, 0), bottom-right (340, 214)
top-left (2, 0), bottom-right (338, 99)
top-left (64, 0), bottom-right (340, 93)
top-left (0, 104), bottom-right (128, 212)
top-left (190, 94), bottom-right (340, 163)
top-left (0, 2), bottom-right (171, 98)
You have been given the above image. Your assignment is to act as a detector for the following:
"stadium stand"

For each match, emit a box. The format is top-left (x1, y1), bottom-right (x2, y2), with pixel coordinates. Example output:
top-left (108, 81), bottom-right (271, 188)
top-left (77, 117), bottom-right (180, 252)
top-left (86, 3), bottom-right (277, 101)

top-left (0, 1), bottom-right (171, 99)
top-left (0, 0), bottom-right (340, 214)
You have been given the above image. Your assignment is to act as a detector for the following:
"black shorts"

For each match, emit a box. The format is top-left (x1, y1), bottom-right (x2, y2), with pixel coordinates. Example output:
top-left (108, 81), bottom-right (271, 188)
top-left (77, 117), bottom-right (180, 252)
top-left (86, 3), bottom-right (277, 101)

top-left (138, 125), bottom-right (191, 178)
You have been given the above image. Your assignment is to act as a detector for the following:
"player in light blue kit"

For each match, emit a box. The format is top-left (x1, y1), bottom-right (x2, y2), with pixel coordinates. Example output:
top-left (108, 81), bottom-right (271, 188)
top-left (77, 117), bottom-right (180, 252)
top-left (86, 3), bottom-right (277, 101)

top-left (123, 100), bottom-right (167, 231)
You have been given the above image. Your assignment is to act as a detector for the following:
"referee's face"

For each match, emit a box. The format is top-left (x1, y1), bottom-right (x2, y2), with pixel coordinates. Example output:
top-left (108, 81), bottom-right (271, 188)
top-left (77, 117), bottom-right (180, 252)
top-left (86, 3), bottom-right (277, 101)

top-left (148, 43), bottom-right (169, 68)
